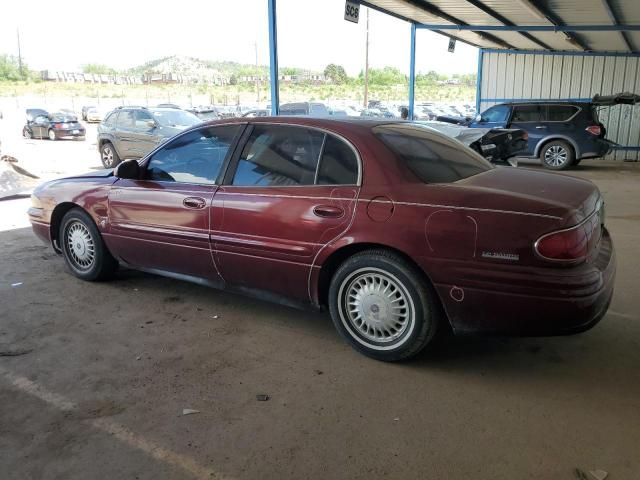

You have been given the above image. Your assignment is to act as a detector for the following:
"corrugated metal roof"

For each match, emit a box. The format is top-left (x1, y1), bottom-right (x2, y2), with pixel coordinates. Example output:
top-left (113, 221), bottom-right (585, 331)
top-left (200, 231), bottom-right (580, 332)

top-left (364, 0), bottom-right (640, 53)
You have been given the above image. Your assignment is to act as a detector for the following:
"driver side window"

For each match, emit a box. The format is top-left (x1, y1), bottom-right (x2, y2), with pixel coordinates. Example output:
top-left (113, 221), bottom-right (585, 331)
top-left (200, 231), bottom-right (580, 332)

top-left (146, 125), bottom-right (240, 184)
top-left (481, 105), bottom-right (510, 123)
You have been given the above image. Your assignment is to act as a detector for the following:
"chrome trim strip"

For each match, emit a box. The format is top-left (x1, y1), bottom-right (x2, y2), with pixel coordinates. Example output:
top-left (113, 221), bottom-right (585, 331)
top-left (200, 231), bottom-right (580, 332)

top-left (111, 222), bottom-right (210, 240)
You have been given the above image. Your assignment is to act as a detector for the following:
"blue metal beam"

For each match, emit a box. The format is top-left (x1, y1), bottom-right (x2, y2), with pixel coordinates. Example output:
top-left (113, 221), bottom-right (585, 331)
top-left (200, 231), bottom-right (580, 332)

top-left (408, 23), bottom-right (416, 120)
top-left (600, 0), bottom-right (635, 52)
top-left (475, 49), bottom-right (483, 114)
top-left (415, 24), bottom-right (640, 32)
top-left (268, 0), bottom-right (279, 116)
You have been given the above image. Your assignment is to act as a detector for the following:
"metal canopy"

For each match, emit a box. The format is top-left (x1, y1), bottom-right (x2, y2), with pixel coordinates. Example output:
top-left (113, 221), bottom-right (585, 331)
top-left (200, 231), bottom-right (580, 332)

top-left (362, 0), bottom-right (640, 54)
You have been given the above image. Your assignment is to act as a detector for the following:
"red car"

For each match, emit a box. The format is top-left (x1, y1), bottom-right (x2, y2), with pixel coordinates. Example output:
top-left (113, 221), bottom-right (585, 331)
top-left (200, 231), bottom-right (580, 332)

top-left (28, 118), bottom-right (615, 361)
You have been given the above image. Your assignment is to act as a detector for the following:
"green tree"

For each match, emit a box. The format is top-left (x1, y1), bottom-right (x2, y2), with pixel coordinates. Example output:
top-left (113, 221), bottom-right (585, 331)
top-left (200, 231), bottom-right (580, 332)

top-left (0, 54), bottom-right (31, 81)
top-left (81, 63), bottom-right (117, 75)
top-left (324, 64), bottom-right (348, 84)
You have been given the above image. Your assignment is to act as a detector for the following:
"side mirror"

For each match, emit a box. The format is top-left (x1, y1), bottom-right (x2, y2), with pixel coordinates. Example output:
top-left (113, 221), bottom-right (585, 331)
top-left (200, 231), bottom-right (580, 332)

top-left (475, 114), bottom-right (482, 122)
top-left (146, 120), bottom-right (157, 129)
top-left (114, 159), bottom-right (140, 179)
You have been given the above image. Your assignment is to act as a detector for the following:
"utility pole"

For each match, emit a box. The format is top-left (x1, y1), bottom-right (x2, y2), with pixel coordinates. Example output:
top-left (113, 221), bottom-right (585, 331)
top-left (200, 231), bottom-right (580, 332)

top-left (363, 8), bottom-right (370, 108)
top-left (255, 41), bottom-right (260, 103)
top-left (17, 28), bottom-right (23, 79)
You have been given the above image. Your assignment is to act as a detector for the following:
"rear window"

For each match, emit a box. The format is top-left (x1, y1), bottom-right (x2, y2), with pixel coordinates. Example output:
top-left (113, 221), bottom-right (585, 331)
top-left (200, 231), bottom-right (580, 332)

top-left (373, 124), bottom-right (493, 184)
top-left (546, 105), bottom-right (579, 121)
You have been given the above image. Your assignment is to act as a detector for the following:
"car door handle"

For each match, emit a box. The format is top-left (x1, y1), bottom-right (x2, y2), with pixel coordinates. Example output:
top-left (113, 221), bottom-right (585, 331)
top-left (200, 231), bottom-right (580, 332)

top-left (535, 125), bottom-right (547, 129)
top-left (313, 205), bottom-right (344, 218)
top-left (183, 197), bottom-right (206, 209)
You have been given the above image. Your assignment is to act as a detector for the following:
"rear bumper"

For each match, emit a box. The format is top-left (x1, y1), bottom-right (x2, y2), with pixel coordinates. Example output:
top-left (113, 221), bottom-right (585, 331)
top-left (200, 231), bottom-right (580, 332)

top-left (53, 129), bottom-right (86, 139)
top-left (435, 228), bottom-right (616, 336)
top-left (579, 138), bottom-right (614, 159)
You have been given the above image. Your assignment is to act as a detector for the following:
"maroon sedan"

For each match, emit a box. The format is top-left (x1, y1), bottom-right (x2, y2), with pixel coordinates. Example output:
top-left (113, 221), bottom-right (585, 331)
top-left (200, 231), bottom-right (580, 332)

top-left (28, 118), bottom-right (615, 361)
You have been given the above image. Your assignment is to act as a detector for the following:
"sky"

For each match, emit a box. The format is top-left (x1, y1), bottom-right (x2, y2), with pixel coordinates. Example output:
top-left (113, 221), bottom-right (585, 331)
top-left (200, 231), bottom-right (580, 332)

top-left (0, 0), bottom-right (478, 76)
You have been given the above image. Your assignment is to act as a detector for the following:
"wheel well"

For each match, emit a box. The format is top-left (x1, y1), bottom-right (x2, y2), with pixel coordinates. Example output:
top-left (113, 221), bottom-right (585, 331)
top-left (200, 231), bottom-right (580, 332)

top-left (50, 202), bottom-right (81, 252)
top-left (536, 137), bottom-right (577, 159)
top-left (317, 243), bottom-right (438, 308)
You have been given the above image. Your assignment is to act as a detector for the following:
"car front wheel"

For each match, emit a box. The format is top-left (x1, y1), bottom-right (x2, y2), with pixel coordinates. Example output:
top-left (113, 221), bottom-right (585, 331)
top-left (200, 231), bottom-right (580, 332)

top-left (100, 142), bottom-right (120, 168)
top-left (23, 128), bottom-right (31, 139)
top-left (328, 250), bottom-right (440, 362)
top-left (60, 208), bottom-right (118, 281)
top-left (541, 140), bottom-right (574, 170)
top-left (48, 129), bottom-right (57, 141)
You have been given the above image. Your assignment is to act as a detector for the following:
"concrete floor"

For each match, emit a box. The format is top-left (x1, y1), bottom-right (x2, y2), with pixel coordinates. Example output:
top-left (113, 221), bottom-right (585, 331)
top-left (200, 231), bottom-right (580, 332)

top-left (1, 160), bottom-right (639, 480)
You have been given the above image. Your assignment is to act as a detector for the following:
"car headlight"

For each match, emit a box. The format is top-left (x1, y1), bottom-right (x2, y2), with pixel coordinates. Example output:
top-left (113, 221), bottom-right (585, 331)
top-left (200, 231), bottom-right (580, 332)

top-left (30, 194), bottom-right (43, 209)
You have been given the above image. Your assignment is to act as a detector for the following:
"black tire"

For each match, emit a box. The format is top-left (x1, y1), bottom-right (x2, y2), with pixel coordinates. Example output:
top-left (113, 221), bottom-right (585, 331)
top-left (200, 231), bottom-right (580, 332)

top-left (571, 157), bottom-right (582, 166)
top-left (59, 208), bottom-right (117, 281)
top-left (540, 140), bottom-right (575, 170)
top-left (328, 249), bottom-right (440, 362)
top-left (100, 142), bottom-right (120, 169)
top-left (23, 127), bottom-right (32, 139)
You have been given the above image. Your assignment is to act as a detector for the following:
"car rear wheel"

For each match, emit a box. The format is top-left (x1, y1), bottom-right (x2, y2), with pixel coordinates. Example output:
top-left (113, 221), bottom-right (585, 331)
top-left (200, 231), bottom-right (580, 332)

top-left (23, 128), bottom-right (31, 139)
top-left (60, 208), bottom-right (118, 281)
top-left (328, 250), bottom-right (440, 362)
top-left (101, 142), bottom-right (120, 168)
top-left (48, 129), bottom-right (57, 141)
top-left (541, 140), bottom-right (574, 170)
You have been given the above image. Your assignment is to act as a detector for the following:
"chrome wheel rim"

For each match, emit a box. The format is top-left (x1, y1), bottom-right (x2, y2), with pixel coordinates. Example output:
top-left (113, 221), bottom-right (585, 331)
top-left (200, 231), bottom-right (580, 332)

top-left (65, 221), bottom-right (95, 270)
top-left (102, 146), bottom-right (114, 167)
top-left (338, 267), bottom-right (415, 349)
top-left (24, 129), bottom-right (31, 139)
top-left (544, 145), bottom-right (568, 167)
top-left (48, 129), bottom-right (56, 140)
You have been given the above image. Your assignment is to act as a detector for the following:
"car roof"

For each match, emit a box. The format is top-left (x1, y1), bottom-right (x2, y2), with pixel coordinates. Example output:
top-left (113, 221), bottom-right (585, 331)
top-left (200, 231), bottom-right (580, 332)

top-left (499, 101), bottom-right (591, 106)
top-left (201, 116), bottom-right (402, 129)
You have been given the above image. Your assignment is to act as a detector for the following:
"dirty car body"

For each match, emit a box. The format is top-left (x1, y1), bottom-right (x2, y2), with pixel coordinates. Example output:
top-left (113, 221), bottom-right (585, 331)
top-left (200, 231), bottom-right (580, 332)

top-left (28, 118), bottom-right (616, 361)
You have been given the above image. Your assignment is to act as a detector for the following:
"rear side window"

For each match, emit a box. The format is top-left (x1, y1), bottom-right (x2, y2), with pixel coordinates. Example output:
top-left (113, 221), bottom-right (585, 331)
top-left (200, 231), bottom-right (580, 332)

top-left (317, 135), bottom-right (359, 185)
top-left (103, 112), bottom-right (117, 127)
top-left (232, 125), bottom-right (324, 186)
top-left (546, 105), bottom-right (579, 121)
top-left (512, 105), bottom-right (544, 122)
top-left (117, 110), bottom-right (134, 128)
top-left (373, 124), bottom-right (493, 184)
top-left (146, 125), bottom-right (240, 184)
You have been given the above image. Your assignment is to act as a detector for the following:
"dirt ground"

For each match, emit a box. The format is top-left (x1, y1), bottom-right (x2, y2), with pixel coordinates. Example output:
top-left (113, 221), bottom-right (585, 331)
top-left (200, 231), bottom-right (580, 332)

top-left (1, 114), bottom-right (639, 479)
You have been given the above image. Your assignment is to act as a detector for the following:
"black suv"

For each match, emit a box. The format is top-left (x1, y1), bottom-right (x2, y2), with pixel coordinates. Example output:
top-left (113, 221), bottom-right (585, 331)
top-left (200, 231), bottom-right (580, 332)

top-left (467, 96), bottom-right (632, 170)
top-left (97, 106), bottom-right (201, 168)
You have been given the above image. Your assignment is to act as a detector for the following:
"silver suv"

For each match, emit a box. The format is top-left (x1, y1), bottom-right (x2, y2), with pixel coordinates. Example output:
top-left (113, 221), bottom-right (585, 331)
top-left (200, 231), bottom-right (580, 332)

top-left (97, 106), bottom-right (201, 168)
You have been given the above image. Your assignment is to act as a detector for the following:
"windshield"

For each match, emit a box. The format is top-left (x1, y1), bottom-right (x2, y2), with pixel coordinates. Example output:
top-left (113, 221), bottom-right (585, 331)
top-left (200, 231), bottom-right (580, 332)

top-left (152, 110), bottom-right (201, 127)
top-left (50, 113), bottom-right (78, 122)
top-left (373, 123), bottom-right (493, 184)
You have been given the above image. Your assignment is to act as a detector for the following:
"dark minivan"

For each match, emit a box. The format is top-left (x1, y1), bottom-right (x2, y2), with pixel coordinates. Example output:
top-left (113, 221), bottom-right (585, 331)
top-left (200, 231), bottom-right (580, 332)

top-left (468, 100), bottom-right (614, 170)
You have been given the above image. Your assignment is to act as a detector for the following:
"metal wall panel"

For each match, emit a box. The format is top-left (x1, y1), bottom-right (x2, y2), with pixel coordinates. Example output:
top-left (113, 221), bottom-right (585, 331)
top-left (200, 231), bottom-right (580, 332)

top-left (479, 50), bottom-right (640, 160)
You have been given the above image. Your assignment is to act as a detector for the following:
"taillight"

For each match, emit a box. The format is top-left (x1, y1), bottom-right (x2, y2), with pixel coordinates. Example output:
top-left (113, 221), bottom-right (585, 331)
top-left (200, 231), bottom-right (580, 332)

top-left (585, 125), bottom-right (601, 136)
top-left (535, 227), bottom-right (589, 261)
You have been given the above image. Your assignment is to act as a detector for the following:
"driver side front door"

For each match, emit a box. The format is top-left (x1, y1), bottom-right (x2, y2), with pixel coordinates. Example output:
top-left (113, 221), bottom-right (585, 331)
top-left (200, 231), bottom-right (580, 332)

top-left (104, 124), bottom-right (244, 282)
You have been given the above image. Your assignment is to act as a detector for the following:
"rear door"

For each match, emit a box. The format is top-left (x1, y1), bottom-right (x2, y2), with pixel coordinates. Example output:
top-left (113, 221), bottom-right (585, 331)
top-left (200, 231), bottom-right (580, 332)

top-left (114, 109), bottom-right (136, 158)
top-left (508, 104), bottom-right (546, 155)
top-left (106, 124), bottom-right (243, 281)
top-left (132, 110), bottom-right (164, 158)
top-left (211, 123), bottom-right (360, 302)
top-left (542, 104), bottom-right (582, 140)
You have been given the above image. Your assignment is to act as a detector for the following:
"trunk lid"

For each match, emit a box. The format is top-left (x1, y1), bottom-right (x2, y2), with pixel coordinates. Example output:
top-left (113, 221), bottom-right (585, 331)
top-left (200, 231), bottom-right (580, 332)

top-left (454, 167), bottom-right (601, 225)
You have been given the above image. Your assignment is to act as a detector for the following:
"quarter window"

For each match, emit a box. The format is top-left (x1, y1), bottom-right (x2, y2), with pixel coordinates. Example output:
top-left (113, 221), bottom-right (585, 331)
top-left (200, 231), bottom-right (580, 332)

top-left (146, 125), bottom-right (240, 184)
top-left (317, 135), bottom-right (358, 185)
top-left (232, 125), bottom-right (324, 186)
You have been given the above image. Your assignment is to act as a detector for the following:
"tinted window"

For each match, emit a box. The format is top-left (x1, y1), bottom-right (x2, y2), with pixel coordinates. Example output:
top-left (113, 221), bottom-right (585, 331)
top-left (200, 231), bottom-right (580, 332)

top-left (546, 105), bottom-right (579, 121)
top-left (134, 110), bottom-right (153, 130)
top-left (373, 124), bottom-right (492, 184)
top-left (103, 112), bottom-right (117, 127)
top-left (146, 125), bottom-right (240, 184)
top-left (481, 105), bottom-right (510, 123)
top-left (117, 110), bottom-right (134, 128)
top-left (232, 125), bottom-right (324, 186)
top-left (317, 135), bottom-right (358, 185)
top-left (512, 105), bottom-right (544, 122)
top-left (152, 109), bottom-right (201, 127)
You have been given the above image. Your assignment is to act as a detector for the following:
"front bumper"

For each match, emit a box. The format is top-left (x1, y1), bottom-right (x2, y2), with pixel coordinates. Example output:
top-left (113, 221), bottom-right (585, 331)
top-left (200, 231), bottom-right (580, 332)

top-left (435, 228), bottom-right (616, 336)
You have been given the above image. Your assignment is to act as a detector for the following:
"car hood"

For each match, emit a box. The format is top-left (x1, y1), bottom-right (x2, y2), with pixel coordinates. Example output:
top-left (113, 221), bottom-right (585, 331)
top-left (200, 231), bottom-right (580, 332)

top-left (65, 169), bottom-right (114, 179)
top-left (451, 167), bottom-right (600, 224)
